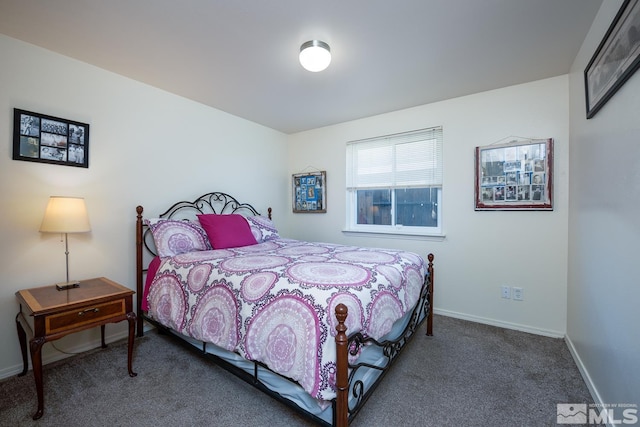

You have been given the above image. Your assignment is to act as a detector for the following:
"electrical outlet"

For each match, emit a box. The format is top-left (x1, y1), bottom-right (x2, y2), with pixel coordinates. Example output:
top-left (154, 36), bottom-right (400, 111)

top-left (512, 287), bottom-right (524, 301)
top-left (501, 285), bottom-right (511, 299)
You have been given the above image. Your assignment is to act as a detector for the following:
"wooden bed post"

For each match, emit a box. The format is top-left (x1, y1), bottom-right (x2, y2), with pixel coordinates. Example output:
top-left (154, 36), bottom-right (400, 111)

top-left (135, 205), bottom-right (144, 338)
top-left (334, 303), bottom-right (349, 427)
top-left (426, 253), bottom-right (434, 336)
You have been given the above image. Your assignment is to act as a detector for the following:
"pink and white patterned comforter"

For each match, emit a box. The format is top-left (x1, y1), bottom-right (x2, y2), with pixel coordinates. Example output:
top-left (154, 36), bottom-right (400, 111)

top-left (146, 238), bottom-right (426, 402)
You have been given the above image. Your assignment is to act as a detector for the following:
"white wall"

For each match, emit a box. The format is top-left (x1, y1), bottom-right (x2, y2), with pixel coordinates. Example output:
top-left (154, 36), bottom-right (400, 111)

top-left (0, 34), bottom-right (289, 378)
top-left (3, 5), bottom-right (637, 409)
top-left (567, 1), bottom-right (640, 408)
top-left (287, 76), bottom-right (570, 337)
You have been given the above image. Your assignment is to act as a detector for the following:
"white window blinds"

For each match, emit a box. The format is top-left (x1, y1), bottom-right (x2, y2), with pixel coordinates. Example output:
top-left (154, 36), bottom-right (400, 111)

top-left (346, 127), bottom-right (443, 189)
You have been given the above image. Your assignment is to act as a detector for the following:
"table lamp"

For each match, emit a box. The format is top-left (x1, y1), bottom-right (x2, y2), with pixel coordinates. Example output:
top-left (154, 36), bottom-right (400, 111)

top-left (40, 196), bottom-right (91, 290)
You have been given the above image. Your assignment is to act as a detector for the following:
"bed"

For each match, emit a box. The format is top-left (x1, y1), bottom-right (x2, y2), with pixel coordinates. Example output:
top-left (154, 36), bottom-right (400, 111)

top-left (135, 192), bottom-right (434, 426)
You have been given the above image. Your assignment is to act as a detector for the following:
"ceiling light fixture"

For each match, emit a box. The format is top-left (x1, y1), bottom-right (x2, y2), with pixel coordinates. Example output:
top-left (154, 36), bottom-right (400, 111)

top-left (299, 40), bottom-right (331, 72)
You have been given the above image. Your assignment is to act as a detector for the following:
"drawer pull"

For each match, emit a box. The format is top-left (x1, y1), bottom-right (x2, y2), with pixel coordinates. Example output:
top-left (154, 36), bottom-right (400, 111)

top-left (78, 308), bottom-right (100, 316)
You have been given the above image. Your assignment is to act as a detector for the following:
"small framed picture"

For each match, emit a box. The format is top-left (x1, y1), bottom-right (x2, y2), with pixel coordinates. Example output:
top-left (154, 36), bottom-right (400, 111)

top-left (475, 139), bottom-right (553, 211)
top-left (292, 171), bottom-right (326, 213)
top-left (13, 108), bottom-right (89, 168)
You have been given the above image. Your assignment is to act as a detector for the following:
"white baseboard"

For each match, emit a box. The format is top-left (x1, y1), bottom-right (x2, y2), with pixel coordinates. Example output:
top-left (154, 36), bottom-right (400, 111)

top-left (434, 308), bottom-right (566, 338)
top-left (564, 334), bottom-right (603, 408)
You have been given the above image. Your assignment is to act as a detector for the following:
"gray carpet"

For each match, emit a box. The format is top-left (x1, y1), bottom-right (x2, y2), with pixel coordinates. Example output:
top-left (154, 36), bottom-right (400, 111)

top-left (0, 315), bottom-right (596, 426)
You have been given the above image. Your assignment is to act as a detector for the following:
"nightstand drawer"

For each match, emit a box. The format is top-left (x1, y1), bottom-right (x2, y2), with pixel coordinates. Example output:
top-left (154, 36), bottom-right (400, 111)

top-left (46, 299), bottom-right (127, 334)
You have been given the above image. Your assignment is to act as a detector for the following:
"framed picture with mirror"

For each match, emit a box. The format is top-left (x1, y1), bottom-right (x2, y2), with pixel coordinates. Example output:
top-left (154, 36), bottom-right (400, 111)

top-left (475, 139), bottom-right (553, 211)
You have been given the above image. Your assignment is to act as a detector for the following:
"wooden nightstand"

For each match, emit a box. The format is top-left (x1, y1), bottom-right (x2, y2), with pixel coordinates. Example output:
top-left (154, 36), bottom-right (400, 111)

top-left (15, 277), bottom-right (137, 420)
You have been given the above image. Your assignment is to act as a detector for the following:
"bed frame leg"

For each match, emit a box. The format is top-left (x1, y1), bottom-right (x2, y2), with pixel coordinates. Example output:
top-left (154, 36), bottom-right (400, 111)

top-left (335, 303), bottom-right (349, 427)
top-left (426, 253), bottom-right (434, 336)
top-left (136, 205), bottom-right (145, 338)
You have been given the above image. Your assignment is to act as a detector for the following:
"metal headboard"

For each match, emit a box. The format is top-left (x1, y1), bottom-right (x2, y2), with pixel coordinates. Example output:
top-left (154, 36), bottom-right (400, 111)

top-left (139, 191), bottom-right (270, 257)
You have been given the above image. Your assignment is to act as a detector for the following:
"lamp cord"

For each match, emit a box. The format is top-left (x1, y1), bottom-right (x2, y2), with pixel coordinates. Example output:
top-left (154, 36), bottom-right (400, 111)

top-left (50, 341), bottom-right (83, 355)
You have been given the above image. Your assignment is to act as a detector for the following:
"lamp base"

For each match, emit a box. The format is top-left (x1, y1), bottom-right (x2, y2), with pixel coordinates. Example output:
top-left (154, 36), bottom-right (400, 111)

top-left (56, 281), bottom-right (80, 291)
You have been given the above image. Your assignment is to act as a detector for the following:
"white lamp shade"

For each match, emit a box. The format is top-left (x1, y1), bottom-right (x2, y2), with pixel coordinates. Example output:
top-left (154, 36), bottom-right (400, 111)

top-left (40, 196), bottom-right (91, 233)
top-left (299, 40), bottom-right (331, 72)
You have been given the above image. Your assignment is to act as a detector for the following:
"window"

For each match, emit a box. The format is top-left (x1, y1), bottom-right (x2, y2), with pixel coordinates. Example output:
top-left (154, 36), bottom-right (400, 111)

top-left (346, 127), bottom-right (443, 235)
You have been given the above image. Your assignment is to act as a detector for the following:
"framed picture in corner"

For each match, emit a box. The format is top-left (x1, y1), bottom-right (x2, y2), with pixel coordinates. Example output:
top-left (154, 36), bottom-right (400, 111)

top-left (12, 108), bottom-right (90, 168)
top-left (584, 0), bottom-right (640, 118)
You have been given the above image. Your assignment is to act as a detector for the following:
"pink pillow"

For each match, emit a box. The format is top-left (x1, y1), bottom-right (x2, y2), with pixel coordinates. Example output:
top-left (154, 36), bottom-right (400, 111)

top-left (197, 214), bottom-right (258, 249)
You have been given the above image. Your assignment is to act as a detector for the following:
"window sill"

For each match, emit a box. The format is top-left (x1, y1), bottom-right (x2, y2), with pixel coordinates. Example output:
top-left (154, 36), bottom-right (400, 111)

top-left (342, 229), bottom-right (446, 241)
